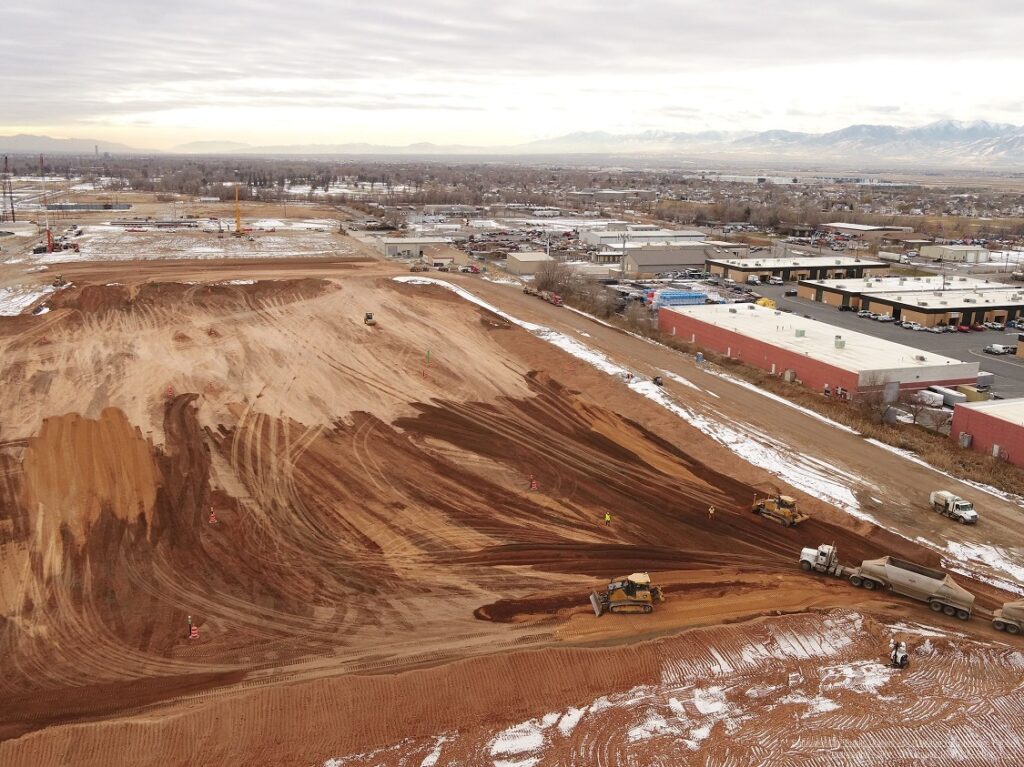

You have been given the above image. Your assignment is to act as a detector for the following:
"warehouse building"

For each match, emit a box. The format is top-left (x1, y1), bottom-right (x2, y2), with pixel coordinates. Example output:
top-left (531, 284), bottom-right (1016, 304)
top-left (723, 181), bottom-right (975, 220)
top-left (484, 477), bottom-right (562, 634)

top-left (506, 251), bottom-right (554, 275)
top-left (951, 400), bottom-right (1024, 467)
top-left (706, 256), bottom-right (888, 282)
top-left (822, 222), bottom-right (912, 238)
top-left (921, 244), bottom-right (990, 263)
top-left (658, 303), bottom-right (978, 397)
top-left (857, 287), bottom-right (1024, 327)
top-left (622, 242), bottom-right (715, 276)
top-left (382, 236), bottom-right (451, 258)
top-left (798, 275), bottom-right (1011, 309)
top-left (582, 228), bottom-right (705, 248)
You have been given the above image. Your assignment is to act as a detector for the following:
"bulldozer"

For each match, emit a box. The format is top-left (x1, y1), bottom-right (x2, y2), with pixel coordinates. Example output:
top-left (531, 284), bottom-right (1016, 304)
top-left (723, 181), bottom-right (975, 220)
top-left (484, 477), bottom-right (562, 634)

top-left (590, 572), bottom-right (664, 616)
top-left (751, 489), bottom-right (809, 527)
top-left (363, 312), bottom-right (377, 326)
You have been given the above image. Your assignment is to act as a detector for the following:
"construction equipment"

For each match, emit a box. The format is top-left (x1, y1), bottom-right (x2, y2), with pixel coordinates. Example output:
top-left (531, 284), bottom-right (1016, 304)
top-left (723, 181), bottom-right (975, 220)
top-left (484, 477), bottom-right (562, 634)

top-left (799, 543), bottom-right (975, 620)
top-left (523, 285), bottom-right (539, 296)
top-left (52, 274), bottom-right (67, 288)
top-left (992, 600), bottom-right (1024, 634)
top-left (889, 639), bottom-right (909, 669)
top-left (409, 262), bottom-right (429, 272)
top-left (929, 490), bottom-right (979, 524)
top-left (363, 312), bottom-right (376, 326)
top-left (589, 572), bottom-right (664, 616)
top-left (752, 490), bottom-right (809, 527)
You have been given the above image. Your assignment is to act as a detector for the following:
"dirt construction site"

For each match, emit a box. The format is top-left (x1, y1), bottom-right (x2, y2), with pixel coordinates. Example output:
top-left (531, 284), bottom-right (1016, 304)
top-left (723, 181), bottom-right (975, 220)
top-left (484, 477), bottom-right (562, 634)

top-left (1, 211), bottom-right (1024, 765)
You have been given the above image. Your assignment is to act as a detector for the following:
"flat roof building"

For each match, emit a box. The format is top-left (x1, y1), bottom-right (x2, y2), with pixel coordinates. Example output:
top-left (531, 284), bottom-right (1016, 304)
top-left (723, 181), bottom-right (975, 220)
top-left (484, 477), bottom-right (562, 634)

top-left (707, 256), bottom-right (888, 282)
top-left (797, 275), bottom-right (1012, 312)
top-left (823, 222), bottom-right (913, 236)
top-left (859, 287), bottom-right (1024, 327)
top-left (622, 242), bottom-right (714, 276)
top-left (658, 303), bottom-right (977, 396)
top-left (382, 236), bottom-right (451, 258)
top-left (582, 228), bottom-right (706, 248)
top-left (507, 251), bottom-right (554, 275)
top-left (951, 399), bottom-right (1024, 468)
top-left (921, 244), bottom-right (990, 263)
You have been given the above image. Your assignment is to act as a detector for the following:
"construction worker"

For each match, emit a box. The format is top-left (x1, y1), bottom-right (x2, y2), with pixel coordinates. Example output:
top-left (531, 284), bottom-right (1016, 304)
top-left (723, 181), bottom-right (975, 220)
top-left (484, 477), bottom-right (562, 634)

top-left (708, 505), bottom-right (716, 520)
top-left (603, 512), bottom-right (612, 526)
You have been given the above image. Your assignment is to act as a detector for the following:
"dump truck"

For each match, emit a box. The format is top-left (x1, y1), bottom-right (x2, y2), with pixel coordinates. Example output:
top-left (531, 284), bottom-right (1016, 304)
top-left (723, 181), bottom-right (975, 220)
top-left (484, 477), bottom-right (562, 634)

top-left (590, 572), bottom-right (664, 616)
top-left (799, 544), bottom-right (975, 620)
top-left (992, 600), bottom-right (1024, 635)
top-left (752, 492), bottom-right (809, 527)
top-left (929, 491), bottom-right (978, 524)
top-left (523, 285), bottom-right (539, 296)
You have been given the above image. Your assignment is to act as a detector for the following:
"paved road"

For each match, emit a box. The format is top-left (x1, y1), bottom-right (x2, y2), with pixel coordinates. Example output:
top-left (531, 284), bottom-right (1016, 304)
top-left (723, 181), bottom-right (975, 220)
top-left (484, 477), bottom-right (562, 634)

top-left (744, 282), bottom-right (1024, 398)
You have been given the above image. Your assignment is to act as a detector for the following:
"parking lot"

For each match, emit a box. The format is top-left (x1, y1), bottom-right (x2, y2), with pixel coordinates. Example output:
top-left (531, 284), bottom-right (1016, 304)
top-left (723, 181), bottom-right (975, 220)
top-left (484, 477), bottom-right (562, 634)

top-left (750, 282), bottom-right (1024, 398)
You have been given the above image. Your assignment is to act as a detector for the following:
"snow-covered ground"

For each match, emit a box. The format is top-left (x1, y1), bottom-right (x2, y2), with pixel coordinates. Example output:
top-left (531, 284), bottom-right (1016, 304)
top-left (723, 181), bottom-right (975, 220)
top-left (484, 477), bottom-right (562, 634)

top-left (0, 284), bottom-right (56, 315)
top-left (394, 276), bottom-right (1024, 591)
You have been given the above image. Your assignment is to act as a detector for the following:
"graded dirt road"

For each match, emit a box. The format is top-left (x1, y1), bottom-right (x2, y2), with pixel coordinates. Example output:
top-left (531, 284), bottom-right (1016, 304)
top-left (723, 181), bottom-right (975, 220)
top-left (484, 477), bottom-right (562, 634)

top-left (0, 255), bottom-right (1021, 766)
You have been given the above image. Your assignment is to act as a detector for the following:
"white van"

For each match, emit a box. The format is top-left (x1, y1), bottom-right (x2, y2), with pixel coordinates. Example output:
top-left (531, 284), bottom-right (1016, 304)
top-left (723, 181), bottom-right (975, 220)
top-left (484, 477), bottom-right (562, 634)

top-left (723, 277), bottom-right (737, 286)
top-left (746, 275), bottom-right (761, 285)
top-left (767, 276), bottom-right (784, 285)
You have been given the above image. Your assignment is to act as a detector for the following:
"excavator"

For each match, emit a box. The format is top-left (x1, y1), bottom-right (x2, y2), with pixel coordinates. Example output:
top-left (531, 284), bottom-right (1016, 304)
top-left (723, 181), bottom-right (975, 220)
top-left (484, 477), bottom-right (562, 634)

top-left (751, 487), bottom-right (809, 527)
top-left (590, 572), bottom-right (664, 616)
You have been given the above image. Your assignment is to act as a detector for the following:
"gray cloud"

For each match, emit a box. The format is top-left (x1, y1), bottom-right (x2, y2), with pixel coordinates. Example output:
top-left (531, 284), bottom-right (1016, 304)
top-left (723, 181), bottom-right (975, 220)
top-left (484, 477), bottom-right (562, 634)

top-left (4, 1), bottom-right (1023, 136)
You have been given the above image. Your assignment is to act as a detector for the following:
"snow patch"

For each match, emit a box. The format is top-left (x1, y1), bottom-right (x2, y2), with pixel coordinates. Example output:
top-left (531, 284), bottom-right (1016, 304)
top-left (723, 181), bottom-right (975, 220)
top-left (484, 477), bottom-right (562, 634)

top-left (0, 284), bottom-right (56, 315)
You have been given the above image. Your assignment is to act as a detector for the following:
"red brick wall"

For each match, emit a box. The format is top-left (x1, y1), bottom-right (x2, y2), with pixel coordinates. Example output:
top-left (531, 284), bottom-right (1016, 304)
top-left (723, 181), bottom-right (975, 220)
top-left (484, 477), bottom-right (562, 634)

top-left (950, 407), bottom-right (1024, 467)
top-left (658, 309), bottom-right (860, 394)
top-left (658, 309), bottom-right (976, 397)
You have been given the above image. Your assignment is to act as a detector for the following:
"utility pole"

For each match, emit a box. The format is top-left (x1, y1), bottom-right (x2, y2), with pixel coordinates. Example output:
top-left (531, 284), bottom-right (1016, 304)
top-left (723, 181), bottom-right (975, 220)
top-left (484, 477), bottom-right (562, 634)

top-left (1, 155), bottom-right (15, 223)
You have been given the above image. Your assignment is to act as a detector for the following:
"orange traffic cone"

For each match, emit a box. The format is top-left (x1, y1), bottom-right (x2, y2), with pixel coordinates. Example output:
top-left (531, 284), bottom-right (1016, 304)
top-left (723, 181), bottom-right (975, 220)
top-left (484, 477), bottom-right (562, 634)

top-left (189, 624), bottom-right (199, 640)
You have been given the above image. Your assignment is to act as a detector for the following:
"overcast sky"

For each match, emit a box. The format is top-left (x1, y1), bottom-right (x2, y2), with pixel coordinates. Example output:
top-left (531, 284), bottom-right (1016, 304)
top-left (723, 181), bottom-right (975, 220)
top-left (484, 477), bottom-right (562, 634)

top-left (4, 1), bottom-right (1023, 149)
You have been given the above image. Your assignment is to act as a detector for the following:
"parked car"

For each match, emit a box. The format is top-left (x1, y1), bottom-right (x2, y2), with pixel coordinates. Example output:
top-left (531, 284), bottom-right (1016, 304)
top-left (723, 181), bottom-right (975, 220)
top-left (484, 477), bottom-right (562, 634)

top-left (857, 309), bottom-right (874, 318)
top-left (984, 344), bottom-right (1010, 355)
top-left (957, 325), bottom-right (971, 332)
top-left (784, 289), bottom-right (798, 297)
top-left (984, 321), bottom-right (1006, 330)
top-left (876, 315), bottom-right (896, 323)
top-left (971, 323), bottom-right (986, 331)
top-left (838, 305), bottom-right (855, 311)
top-left (926, 326), bottom-right (944, 333)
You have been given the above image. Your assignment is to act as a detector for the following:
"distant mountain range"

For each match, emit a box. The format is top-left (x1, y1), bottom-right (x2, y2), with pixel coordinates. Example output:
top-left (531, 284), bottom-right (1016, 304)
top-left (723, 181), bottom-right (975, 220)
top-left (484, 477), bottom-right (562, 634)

top-left (4, 121), bottom-right (1024, 167)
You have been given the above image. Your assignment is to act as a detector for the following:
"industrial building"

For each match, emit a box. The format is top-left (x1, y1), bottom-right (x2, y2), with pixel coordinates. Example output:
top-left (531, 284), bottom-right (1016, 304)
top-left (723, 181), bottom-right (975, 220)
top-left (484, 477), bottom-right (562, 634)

top-left (798, 275), bottom-right (1011, 309)
top-left (658, 303), bottom-right (978, 396)
top-left (857, 287), bottom-right (1024, 327)
top-left (822, 222), bottom-right (913, 238)
top-left (506, 251), bottom-right (554, 275)
top-left (582, 228), bottom-right (705, 248)
top-left (621, 242), bottom-right (715, 276)
top-left (921, 245), bottom-right (990, 263)
top-left (951, 400), bottom-right (1024, 468)
top-left (382, 236), bottom-right (452, 258)
top-left (706, 256), bottom-right (888, 282)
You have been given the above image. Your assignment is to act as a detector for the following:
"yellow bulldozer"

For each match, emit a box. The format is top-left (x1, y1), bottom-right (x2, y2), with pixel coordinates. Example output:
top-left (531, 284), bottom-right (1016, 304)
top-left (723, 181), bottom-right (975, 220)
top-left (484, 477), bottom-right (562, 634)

top-left (751, 489), bottom-right (809, 527)
top-left (590, 572), bottom-right (664, 616)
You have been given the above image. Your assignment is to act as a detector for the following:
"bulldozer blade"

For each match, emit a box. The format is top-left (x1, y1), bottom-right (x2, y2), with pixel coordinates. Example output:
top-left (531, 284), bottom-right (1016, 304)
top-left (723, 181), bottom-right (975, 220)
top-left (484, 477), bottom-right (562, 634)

top-left (589, 591), bottom-right (604, 617)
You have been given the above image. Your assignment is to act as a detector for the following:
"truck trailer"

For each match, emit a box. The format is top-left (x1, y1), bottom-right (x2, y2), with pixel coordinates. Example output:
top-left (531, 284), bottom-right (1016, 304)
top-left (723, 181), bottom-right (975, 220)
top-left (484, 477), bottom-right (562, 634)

top-left (799, 544), bottom-right (975, 620)
top-left (992, 600), bottom-right (1024, 634)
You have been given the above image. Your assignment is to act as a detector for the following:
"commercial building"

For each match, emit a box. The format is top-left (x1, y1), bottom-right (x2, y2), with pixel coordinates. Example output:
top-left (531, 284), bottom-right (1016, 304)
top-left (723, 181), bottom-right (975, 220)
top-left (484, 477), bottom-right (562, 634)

top-left (856, 287), bottom-right (1024, 327)
top-left (798, 275), bottom-right (1011, 309)
top-left (706, 256), bottom-right (888, 282)
top-left (822, 222), bottom-right (913, 238)
top-left (382, 236), bottom-right (451, 258)
top-left (622, 242), bottom-right (715, 276)
top-left (582, 228), bottom-right (706, 248)
top-left (420, 244), bottom-right (466, 269)
top-left (506, 251), bottom-right (554, 275)
top-left (658, 303), bottom-right (978, 396)
top-left (921, 245), bottom-right (990, 263)
top-left (951, 400), bottom-right (1024, 467)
